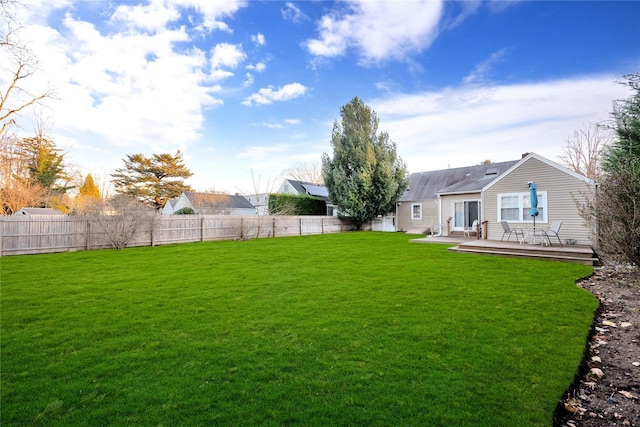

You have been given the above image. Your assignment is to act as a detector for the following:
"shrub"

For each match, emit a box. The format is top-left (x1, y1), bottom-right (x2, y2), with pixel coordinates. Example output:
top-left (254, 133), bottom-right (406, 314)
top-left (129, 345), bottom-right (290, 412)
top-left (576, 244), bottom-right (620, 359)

top-left (173, 207), bottom-right (195, 215)
top-left (268, 193), bottom-right (326, 215)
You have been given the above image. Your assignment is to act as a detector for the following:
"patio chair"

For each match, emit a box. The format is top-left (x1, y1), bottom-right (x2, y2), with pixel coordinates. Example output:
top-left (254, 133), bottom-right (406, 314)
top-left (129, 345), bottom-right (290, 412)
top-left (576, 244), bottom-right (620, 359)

top-left (541, 221), bottom-right (563, 246)
top-left (463, 220), bottom-right (480, 238)
top-left (500, 221), bottom-right (525, 243)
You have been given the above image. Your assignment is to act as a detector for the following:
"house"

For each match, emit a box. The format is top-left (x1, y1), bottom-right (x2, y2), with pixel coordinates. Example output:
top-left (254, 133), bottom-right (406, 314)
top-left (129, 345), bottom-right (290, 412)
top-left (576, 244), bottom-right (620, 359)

top-left (277, 179), bottom-right (337, 216)
top-left (398, 153), bottom-right (596, 246)
top-left (162, 192), bottom-right (256, 216)
top-left (13, 207), bottom-right (66, 217)
top-left (397, 160), bottom-right (518, 233)
top-left (244, 193), bottom-right (270, 216)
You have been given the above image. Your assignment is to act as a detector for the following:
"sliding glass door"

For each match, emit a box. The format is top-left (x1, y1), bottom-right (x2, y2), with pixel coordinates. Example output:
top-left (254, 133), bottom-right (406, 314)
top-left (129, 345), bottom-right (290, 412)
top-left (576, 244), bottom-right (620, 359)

top-left (453, 200), bottom-right (480, 229)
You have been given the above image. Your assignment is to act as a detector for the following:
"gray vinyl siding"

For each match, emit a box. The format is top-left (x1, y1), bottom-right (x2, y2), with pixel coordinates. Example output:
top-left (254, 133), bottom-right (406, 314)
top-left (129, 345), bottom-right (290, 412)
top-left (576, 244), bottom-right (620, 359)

top-left (483, 157), bottom-right (595, 246)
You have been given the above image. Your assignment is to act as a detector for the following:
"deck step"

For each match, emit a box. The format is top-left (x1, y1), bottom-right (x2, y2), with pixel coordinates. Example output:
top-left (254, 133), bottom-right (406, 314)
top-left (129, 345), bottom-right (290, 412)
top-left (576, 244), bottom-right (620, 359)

top-left (447, 239), bottom-right (597, 265)
top-left (448, 246), bottom-right (598, 265)
top-left (411, 237), bottom-right (598, 266)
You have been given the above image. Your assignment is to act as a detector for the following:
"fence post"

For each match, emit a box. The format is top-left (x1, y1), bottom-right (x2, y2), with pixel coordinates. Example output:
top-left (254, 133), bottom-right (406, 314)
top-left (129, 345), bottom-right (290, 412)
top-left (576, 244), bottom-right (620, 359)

top-left (299, 217), bottom-right (302, 236)
top-left (321, 217), bottom-right (324, 235)
top-left (0, 218), bottom-right (3, 257)
top-left (85, 219), bottom-right (91, 251)
top-left (272, 217), bottom-right (276, 237)
top-left (201, 216), bottom-right (205, 242)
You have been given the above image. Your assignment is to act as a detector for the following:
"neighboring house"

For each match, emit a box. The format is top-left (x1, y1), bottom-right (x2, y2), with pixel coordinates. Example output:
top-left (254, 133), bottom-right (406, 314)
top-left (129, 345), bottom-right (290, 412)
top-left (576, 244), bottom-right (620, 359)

top-left (162, 192), bottom-right (256, 216)
top-left (245, 193), bottom-right (270, 216)
top-left (398, 153), bottom-right (596, 246)
top-left (277, 179), bottom-right (337, 216)
top-left (162, 199), bottom-right (179, 215)
top-left (13, 207), bottom-right (66, 217)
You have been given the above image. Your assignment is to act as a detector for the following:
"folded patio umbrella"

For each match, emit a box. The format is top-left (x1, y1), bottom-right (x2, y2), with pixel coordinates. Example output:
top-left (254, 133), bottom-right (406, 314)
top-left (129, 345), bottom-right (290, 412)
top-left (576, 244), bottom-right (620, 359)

top-left (529, 181), bottom-right (539, 233)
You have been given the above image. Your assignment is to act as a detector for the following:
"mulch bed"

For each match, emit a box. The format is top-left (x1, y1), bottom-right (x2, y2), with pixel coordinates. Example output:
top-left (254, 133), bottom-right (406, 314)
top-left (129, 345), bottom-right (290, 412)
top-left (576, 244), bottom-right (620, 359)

top-left (554, 264), bottom-right (640, 427)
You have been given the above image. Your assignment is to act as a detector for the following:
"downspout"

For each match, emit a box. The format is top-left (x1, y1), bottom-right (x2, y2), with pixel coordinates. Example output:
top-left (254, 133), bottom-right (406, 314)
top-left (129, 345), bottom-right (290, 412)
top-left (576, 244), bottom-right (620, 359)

top-left (395, 201), bottom-right (399, 232)
top-left (435, 195), bottom-right (443, 236)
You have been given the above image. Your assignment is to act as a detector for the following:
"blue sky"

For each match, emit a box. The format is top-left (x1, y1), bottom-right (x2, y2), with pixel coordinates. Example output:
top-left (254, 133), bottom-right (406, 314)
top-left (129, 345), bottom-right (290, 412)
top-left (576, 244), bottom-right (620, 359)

top-left (8, 0), bottom-right (640, 194)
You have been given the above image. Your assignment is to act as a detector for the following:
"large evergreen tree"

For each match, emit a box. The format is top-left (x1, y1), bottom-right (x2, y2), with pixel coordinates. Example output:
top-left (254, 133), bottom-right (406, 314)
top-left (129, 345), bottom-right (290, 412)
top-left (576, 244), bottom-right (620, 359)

top-left (13, 132), bottom-right (72, 209)
top-left (602, 73), bottom-right (640, 171)
top-left (591, 74), bottom-right (640, 265)
top-left (79, 173), bottom-right (100, 199)
top-left (74, 173), bottom-right (102, 215)
top-left (21, 135), bottom-right (66, 190)
top-left (322, 97), bottom-right (408, 229)
top-left (111, 151), bottom-right (193, 210)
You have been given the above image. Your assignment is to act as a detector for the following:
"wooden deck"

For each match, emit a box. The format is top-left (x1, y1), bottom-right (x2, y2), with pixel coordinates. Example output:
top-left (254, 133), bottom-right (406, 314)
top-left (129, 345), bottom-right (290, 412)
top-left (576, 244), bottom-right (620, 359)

top-left (411, 236), bottom-right (598, 265)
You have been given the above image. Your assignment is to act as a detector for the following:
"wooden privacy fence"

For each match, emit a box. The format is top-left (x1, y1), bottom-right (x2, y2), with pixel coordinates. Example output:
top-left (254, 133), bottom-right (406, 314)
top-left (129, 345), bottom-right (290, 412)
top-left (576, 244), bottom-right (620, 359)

top-left (0, 215), bottom-right (350, 256)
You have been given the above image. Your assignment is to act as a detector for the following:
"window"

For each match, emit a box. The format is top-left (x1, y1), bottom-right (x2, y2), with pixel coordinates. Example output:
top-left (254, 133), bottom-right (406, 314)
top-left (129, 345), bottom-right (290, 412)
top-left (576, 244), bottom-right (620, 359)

top-left (411, 203), bottom-right (422, 220)
top-left (498, 191), bottom-right (547, 222)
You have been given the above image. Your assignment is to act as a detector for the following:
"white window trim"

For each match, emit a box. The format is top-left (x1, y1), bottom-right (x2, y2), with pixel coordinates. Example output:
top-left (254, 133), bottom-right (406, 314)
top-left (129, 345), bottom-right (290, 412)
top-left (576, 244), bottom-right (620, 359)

top-left (497, 191), bottom-right (548, 223)
top-left (450, 199), bottom-right (481, 231)
top-left (411, 203), bottom-right (422, 220)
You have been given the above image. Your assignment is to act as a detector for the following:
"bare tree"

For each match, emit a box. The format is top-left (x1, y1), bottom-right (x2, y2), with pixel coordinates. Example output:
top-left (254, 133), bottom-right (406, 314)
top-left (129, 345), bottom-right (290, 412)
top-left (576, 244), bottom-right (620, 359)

top-left (87, 168), bottom-right (115, 200)
top-left (578, 159), bottom-right (640, 265)
top-left (560, 122), bottom-right (610, 180)
top-left (242, 170), bottom-right (273, 238)
top-left (0, 133), bottom-right (23, 185)
top-left (0, 2), bottom-right (57, 215)
top-left (0, 176), bottom-right (44, 214)
top-left (281, 161), bottom-right (324, 184)
top-left (90, 195), bottom-right (156, 250)
top-left (0, 0), bottom-right (55, 139)
top-left (189, 191), bottom-right (229, 215)
top-left (0, 134), bottom-right (27, 213)
top-left (73, 194), bottom-right (102, 216)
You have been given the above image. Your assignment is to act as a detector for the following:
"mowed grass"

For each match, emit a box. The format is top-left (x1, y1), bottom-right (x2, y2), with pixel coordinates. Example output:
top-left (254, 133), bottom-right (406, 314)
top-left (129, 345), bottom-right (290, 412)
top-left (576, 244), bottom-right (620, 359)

top-left (1, 232), bottom-right (597, 426)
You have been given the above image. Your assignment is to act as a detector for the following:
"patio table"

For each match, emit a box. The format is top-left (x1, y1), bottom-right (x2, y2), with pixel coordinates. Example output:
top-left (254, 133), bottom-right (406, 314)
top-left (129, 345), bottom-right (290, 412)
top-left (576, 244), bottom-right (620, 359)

top-left (524, 228), bottom-right (549, 246)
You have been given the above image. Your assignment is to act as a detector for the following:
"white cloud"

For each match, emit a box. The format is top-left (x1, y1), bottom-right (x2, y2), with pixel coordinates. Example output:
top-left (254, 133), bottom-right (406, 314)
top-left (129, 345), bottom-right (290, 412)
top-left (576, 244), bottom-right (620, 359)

top-left (169, 0), bottom-right (247, 32)
top-left (372, 76), bottom-right (629, 172)
top-left (463, 49), bottom-right (508, 85)
top-left (243, 72), bottom-right (254, 87)
top-left (242, 83), bottom-right (307, 106)
top-left (111, 1), bottom-right (181, 32)
top-left (306, 0), bottom-right (443, 64)
top-left (258, 118), bottom-right (302, 129)
top-left (487, 0), bottom-right (523, 13)
top-left (251, 33), bottom-right (265, 46)
top-left (19, 5), bottom-right (224, 155)
top-left (443, 0), bottom-right (482, 30)
top-left (247, 62), bottom-right (266, 72)
top-left (281, 2), bottom-right (308, 23)
top-left (210, 43), bottom-right (246, 70)
top-left (107, 0), bottom-right (245, 33)
top-left (261, 122), bottom-right (284, 129)
top-left (236, 143), bottom-right (290, 159)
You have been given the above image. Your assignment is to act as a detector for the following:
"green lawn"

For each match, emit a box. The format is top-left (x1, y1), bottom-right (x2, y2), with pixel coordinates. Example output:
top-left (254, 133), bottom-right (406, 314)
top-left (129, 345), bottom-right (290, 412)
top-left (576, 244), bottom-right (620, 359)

top-left (1, 232), bottom-right (597, 426)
